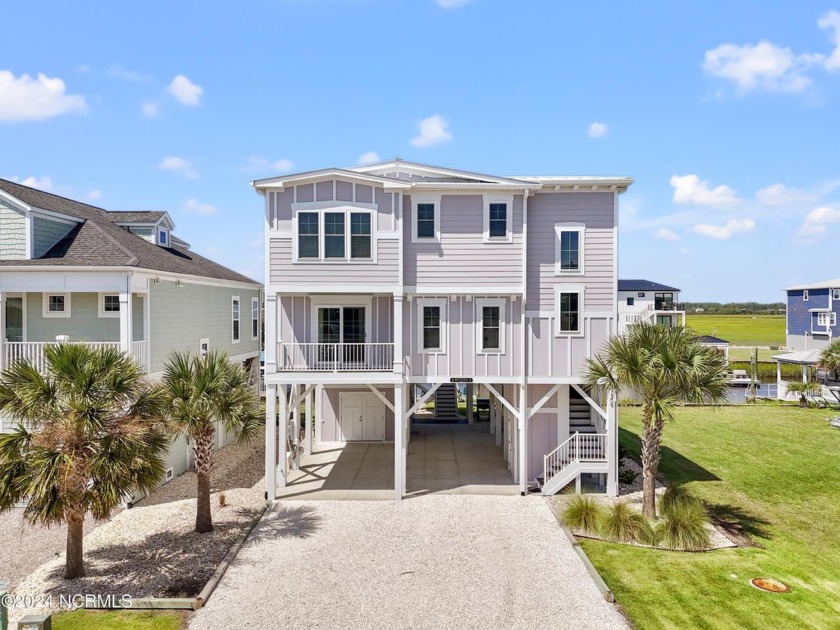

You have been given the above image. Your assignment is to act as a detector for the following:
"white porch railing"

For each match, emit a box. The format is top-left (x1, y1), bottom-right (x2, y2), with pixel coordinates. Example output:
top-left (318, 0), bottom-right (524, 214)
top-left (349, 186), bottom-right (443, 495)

top-left (3, 341), bottom-right (149, 374)
top-left (543, 432), bottom-right (608, 489)
top-left (623, 304), bottom-right (655, 326)
top-left (277, 342), bottom-right (394, 372)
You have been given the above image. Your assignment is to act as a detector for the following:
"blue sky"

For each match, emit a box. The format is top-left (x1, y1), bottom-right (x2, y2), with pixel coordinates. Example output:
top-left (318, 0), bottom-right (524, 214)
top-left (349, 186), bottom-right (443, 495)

top-left (2, 0), bottom-right (839, 302)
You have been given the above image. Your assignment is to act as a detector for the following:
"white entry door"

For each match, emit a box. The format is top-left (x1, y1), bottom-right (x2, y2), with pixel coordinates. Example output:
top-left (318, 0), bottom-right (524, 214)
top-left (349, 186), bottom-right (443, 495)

top-left (339, 393), bottom-right (386, 442)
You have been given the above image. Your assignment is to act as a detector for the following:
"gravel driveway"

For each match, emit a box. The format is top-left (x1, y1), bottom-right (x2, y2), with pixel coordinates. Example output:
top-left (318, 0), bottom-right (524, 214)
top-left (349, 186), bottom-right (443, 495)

top-left (190, 495), bottom-right (628, 630)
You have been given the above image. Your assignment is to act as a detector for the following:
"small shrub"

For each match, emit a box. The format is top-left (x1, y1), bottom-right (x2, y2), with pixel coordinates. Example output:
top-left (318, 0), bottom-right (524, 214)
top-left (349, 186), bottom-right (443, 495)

top-left (656, 500), bottom-right (710, 551)
top-left (618, 467), bottom-right (639, 485)
top-left (600, 502), bottom-right (655, 544)
top-left (660, 485), bottom-right (696, 514)
top-left (563, 495), bottom-right (606, 533)
top-left (218, 492), bottom-right (227, 508)
top-left (618, 443), bottom-right (631, 462)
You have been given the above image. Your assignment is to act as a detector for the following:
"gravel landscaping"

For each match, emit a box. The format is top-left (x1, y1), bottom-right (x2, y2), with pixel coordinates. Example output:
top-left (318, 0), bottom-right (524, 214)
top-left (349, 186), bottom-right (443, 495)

top-left (5, 440), bottom-right (265, 626)
top-left (190, 495), bottom-right (629, 630)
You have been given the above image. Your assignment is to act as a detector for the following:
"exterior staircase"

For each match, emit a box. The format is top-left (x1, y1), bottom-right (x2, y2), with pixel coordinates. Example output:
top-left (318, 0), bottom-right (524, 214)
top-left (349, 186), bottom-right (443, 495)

top-left (434, 383), bottom-right (462, 423)
top-left (536, 388), bottom-right (607, 495)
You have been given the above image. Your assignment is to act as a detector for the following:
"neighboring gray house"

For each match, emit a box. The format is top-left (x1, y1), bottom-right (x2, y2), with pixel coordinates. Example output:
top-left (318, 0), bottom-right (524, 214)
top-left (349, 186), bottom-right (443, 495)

top-left (0, 179), bottom-right (261, 482)
top-left (254, 160), bottom-right (633, 500)
top-left (617, 279), bottom-right (684, 334)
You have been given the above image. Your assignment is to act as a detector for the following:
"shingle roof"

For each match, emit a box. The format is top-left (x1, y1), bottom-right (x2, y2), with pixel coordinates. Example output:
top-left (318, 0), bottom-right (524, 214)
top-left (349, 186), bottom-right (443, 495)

top-left (106, 211), bottom-right (167, 224)
top-left (0, 179), bottom-right (258, 285)
top-left (618, 279), bottom-right (680, 292)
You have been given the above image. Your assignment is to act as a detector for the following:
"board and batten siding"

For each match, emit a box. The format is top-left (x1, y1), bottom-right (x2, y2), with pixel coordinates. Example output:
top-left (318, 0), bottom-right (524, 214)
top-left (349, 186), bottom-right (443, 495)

top-left (526, 192), bottom-right (615, 311)
top-left (278, 295), bottom-right (394, 344)
top-left (403, 194), bottom-right (523, 289)
top-left (527, 315), bottom-right (611, 378)
top-left (25, 292), bottom-right (144, 342)
top-left (0, 202), bottom-right (27, 260)
top-left (32, 217), bottom-right (75, 258)
top-left (149, 281), bottom-right (260, 373)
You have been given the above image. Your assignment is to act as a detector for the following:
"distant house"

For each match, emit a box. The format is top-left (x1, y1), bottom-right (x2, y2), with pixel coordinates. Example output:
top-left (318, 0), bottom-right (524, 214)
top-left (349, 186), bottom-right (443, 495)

top-left (617, 279), bottom-right (684, 334)
top-left (0, 179), bottom-right (262, 483)
top-left (696, 334), bottom-right (730, 362)
top-left (783, 278), bottom-right (840, 351)
top-left (694, 307), bottom-right (705, 313)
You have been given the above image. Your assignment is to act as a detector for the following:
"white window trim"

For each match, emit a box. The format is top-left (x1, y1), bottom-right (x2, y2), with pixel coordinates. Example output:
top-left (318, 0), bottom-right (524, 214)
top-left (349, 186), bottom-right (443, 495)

top-left (292, 204), bottom-right (377, 263)
top-left (199, 337), bottom-right (210, 357)
top-left (816, 312), bottom-right (836, 328)
top-left (232, 296), bottom-right (241, 344)
top-left (833, 288), bottom-right (840, 300)
top-left (251, 296), bottom-right (260, 341)
top-left (803, 289), bottom-right (809, 301)
top-left (42, 293), bottom-right (71, 319)
top-left (483, 195), bottom-right (514, 243)
top-left (417, 297), bottom-right (447, 354)
top-left (555, 284), bottom-right (585, 337)
top-left (158, 227), bottom-right (169, 246)
top-left (98, 293), bottom-right (121, 318)
top-left (411, 194), bottom-right (441, 244)
top-left (554, 223), bottom-right (585, 276)
top-left (476, 298), bottom-right (506, 354)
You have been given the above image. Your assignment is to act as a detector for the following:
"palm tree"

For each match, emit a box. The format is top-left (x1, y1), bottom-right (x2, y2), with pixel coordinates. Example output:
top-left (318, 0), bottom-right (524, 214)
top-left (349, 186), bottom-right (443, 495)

top-left (583, 324), bottom-right (728, 518)
top-left (819, 340), bottom-right (840, 382)
top-left (0, 343), bottom-right (169, 579)
top-left (160, 351), bottom-right (261, 533)
top-left (785, 380), bottom-right (820, 407)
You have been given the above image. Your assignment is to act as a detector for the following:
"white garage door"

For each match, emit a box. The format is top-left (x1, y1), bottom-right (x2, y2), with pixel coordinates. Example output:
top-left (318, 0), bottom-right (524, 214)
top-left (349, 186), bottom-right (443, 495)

top-left (339, 393), bottom-right (386, 442)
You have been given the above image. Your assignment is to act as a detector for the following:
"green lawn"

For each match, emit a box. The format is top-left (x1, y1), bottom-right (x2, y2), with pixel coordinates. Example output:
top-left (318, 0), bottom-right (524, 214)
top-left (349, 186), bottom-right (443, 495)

top-left (581, 406), bottom-right (840, 630)
top-left (685, 314), bottom-right (785, 347)
top-left (53, 610), bottom-right (185, 629)
top-left (727, 348), bottom-right (780, 362)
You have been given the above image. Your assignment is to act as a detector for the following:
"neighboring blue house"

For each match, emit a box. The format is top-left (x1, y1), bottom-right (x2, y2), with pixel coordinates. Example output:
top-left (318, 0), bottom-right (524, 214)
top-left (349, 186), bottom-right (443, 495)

top-left (784, 279), bottom-right (840, 351)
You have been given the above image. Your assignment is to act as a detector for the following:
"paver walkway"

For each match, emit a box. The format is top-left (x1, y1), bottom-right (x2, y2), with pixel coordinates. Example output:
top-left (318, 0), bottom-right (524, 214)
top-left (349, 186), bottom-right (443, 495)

top-left (189, 495), bottom-right (629, 630)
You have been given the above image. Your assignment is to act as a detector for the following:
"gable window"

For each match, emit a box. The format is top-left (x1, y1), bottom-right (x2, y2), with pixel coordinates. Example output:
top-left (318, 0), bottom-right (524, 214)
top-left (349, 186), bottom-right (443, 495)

top-left (555, 285), bottom-right (584, 336)
top-left (626, 297), bottom-right (635, 306)
top-left (483, 195), bottom-right (513, 242)
top-left (43, 293), bottom-right (71, 318)
top-left (232, 296), bottom-right (241, 343)
top-left (350, 213), bottom-right (371, 259)
top-left (324, 213), bottom-right (345, 258)
top-left (411, 195), bottom-right (441, 243)
top-left (298, 213), bottom-right (319, 258)
top-left (555, 224), bottom-right (585, 274)
top-left (803, 290), bottom-right (809, 302)
top-left (99, 294), bottom-right (120, 318)
top-left (417, 298), bottom-right (446, 353)
top-left (638, 292), bottom-right (645, 298)
top-left (477, 298), bottom-right (505, 353)
top-left (251, 297), bottom-right (259, 341)
top-left (158, 228), bottom-right (168, 246)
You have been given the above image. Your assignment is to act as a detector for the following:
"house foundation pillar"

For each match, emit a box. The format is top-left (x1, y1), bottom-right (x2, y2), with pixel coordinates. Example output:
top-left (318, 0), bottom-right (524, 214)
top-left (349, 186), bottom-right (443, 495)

top-left (265, 384), bottom-right (277, 501)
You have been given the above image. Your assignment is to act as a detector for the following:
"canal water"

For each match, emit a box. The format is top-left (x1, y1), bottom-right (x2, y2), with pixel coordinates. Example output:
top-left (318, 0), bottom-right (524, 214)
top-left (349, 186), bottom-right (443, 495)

top-left (725, 382), bottom-right (778, 404)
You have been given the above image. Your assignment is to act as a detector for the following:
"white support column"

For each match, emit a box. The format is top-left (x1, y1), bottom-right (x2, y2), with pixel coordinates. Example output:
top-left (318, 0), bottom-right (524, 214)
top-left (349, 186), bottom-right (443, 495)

top-left (304, 388), bottom-right (313, 456)
top-left (466, 383), bottom-right (474, 424)
top-left (142, 288), bottom-right (151, 372)
top-left (265, 293), bottom-right (278, 374)
top-left (606, 391), bottom-right (618, 497)
top-left (119, 290), bottom-right (133, 354)
top-left (291, 384), bottom-right (301, 470)
top-left (0, 292), bottom-right (5, 372)
top-left (518, 383), bottom-right (528, 494)
top-left (495, 396), bottom-right (503, 447)
top-left (278, 385), bottom-right (288, 488)
top-left (314, 384), bottom-right (324, 444)
top-left (265, 385), bottom-right (277, 501)
top-left (394, 383), bottom-right (405, 501)
top-left (393, 294), bottom-right (404, 375)
top-left (489, 387), bottom-right (496, 435)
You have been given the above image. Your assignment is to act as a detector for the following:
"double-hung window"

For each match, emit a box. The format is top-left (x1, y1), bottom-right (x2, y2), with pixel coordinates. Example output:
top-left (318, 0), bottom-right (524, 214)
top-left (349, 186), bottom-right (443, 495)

top-left (411, 195), bottom-right (440, 243)
top-left (418, 298), bottom-right (446, 353)
top-left (296, 207), bottom-right (375, 261)
top-left (626, 297), bottom-right (635, 306)
top-left (555, 224), bottom-right (584, 274)
top-left (817, 312), bottom-right (836, 327)
top-left (232, 296), bottom-right (241, 343)
top-left (555, 286), bottom-right (584, 335)
top-left (477, 298), bottom-right (505, 353)
top-left (251, 297), bottom-right (259, 340)
top-left (43, 293), bottom-right (71, 318)
top-left (483, 195), bottom-right (513, 242)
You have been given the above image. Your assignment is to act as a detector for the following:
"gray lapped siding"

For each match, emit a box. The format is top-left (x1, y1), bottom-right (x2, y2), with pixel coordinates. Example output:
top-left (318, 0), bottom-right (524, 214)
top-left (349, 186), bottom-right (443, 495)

top-left (25, 292), bottom-right (144, 342)
top-left (33, 217), bottom-right (75, 257)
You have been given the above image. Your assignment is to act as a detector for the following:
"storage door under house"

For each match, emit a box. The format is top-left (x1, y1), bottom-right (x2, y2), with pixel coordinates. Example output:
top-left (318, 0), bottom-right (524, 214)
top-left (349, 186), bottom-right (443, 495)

top-left (338, 392), bottom-right (386, 442)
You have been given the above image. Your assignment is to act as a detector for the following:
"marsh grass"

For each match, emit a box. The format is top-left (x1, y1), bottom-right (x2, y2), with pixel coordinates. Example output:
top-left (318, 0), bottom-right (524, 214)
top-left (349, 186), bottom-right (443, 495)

top-left (562, 495), bottom-right (605, 532)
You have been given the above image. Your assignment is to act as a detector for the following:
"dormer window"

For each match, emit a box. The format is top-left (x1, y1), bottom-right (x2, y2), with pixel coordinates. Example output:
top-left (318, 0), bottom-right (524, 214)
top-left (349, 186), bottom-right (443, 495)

top-left (159, 228), bottom-right (169, 246)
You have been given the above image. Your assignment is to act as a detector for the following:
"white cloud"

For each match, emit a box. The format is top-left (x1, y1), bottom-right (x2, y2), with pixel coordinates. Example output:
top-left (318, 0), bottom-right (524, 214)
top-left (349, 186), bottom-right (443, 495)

top-left (357, 151), bottom-right (380, 164)
top-left (87, 189), bottom-right (102, 201)
top-left (411, 115), bottom-right (452, 147)
top-left (436, 0), bottom-right (476, 7)
top-left (159, 156), bottom-right (198, 179)
top-left (671, 174), bottom-right (738, 207)
top-left (109, 65), bottom-right (151, 82)
top-left (818, 10), bottom-right (840, 71)
top-left (12, 175), bottom-right (52, 191)
top-left (181, 199), bottom-right (218, 215)
top-left (691, 218), bottom-right (755, 240)
top-left (755, 183), bottom-right (818, 206)
top-left (587, 122), bottom-right (608, 138)
top-left (654, 227), bottom-right (680, 241)
top-left (142, 102), bottom-right (160, 118)
top-left (798, 205), bottom-right (840, 237)
top-left (0, 70), bottom-right (87, 122)
top-left (167, 74), bottom-right (203, 106)
top-left (241, 156), bottom-right (294, 173)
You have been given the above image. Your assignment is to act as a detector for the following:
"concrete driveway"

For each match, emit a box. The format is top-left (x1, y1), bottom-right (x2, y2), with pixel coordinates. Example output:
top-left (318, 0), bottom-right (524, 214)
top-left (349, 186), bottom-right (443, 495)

top-left (189, 495), bottom-right (628, 630)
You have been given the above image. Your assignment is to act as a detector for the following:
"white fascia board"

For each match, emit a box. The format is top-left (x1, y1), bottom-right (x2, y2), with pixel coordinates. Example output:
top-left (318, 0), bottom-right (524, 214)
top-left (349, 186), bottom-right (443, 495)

top-left (0, 189), bottom-right (31, 213)
top-left (785, 279), bottom-right (840, 291)
top-left (351, 160), bottom-right (538, 187)
top-left (29, 207), bottom-right (82, 225)
top-left (252, 168), bottom-right (411, 190)
top-left (0, 266), bottom-right (260, 291)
